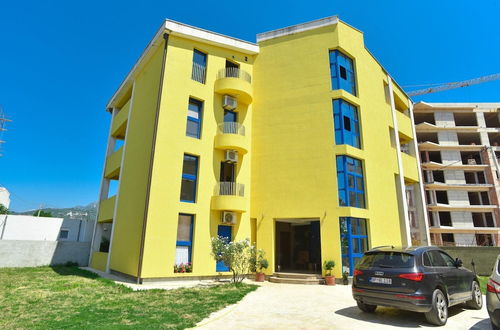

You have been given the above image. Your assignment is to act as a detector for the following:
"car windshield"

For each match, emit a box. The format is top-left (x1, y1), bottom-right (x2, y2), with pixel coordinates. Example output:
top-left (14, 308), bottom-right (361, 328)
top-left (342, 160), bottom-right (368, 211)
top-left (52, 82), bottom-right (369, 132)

top-left (358, 251), bottom-right (415, 268)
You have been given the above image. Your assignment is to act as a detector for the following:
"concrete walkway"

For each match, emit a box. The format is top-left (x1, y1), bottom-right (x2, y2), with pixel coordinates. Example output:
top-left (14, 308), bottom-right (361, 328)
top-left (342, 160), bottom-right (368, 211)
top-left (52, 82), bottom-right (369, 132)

top-left (195, 281), bottom-right (491, 329)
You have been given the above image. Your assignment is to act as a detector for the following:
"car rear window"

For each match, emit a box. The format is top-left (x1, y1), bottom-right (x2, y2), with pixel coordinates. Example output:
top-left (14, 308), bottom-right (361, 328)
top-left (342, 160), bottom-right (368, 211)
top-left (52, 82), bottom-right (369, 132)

top-left (358, 251), bottom-right (415, 268)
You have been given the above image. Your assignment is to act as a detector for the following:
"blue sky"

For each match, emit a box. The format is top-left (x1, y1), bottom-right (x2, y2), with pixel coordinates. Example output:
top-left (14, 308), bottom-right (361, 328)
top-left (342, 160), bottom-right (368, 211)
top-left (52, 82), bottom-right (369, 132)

top-left (1, 0), bottom-right (499, 211)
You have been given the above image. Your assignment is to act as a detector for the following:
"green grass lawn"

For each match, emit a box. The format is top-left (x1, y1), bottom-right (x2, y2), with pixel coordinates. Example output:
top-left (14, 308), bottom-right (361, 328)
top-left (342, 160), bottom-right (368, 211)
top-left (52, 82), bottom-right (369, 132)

top-left (0, 266), bottom-right (257, 329)
top-left (478, 275), bottom-right (488, 295)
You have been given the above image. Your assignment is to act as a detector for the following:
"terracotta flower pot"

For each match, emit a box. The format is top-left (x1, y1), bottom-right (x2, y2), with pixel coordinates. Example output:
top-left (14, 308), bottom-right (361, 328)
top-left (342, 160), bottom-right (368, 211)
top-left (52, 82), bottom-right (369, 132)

top-left (255, 272), bottom-right (265, 282)
top-left (325, 275), bottom-right (336, 285)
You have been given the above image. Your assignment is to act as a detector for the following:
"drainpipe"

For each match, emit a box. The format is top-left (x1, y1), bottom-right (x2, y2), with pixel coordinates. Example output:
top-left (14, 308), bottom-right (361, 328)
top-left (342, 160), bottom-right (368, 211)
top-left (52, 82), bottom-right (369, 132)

top-left (136, 32), bottom-right (170, 284)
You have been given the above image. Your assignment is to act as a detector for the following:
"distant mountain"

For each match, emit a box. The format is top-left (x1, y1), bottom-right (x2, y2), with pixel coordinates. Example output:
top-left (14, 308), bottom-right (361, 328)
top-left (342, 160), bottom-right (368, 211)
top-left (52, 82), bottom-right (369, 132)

top-left (13, 201), bottom-right (97, 220)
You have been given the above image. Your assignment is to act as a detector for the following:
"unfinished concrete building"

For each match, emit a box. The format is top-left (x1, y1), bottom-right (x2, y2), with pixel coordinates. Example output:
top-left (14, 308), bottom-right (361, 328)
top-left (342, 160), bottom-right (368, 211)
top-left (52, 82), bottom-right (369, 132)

top-left (414, 102), bottom-right (500, 246)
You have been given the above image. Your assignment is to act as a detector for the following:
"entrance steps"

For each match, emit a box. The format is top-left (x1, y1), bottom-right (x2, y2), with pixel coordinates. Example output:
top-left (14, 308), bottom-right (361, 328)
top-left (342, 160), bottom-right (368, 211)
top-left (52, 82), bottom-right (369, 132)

top-left (269, 272), bottom-right (324, 285)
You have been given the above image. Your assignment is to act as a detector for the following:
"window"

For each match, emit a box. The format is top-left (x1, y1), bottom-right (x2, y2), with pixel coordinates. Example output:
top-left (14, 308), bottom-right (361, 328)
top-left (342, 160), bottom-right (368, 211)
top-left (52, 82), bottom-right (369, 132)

top-left (329, 50), bottom-right (356, 95)
top-left (337, 156), bottom-right (365, 208)
top-left (186, 98), bottom-right (203, 138)
top-left (59, 229), bottom-right (69, 240)
top-left (191, 49), bottom-right (207, 83)
top-left (175, 214), bottom-right (194, 267)
top-left (425, 250), bottom-right (456, 267)
top-left (180, 154), bottom-right (198, 202)
top-left (333, 99), bottom-right (361, 148)
top-left (340, 217), bottom-right (369, 275)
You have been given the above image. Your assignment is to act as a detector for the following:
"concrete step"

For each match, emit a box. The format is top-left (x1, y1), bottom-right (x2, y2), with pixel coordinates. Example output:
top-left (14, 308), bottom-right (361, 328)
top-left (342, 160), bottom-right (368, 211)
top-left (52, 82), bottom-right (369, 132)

top-left (273, 272), bottom-right (322, 280)
top-left (269, 276), bottom-right (324, 285)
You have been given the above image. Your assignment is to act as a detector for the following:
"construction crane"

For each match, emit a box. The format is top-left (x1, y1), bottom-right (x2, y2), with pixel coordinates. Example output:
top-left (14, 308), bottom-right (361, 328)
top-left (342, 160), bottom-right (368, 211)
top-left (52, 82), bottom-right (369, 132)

top-left (0, 106), bottom-right (11, 157)
top-left (407, 73), bottom-right (500, 96)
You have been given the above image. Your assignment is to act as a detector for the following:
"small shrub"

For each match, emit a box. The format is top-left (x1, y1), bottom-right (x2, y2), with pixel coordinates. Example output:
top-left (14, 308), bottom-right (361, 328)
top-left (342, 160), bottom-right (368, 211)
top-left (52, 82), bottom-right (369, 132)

top-left (323, 260), bottom-right (335, 276)
top-left (211, 236), bottom-right (254, 283)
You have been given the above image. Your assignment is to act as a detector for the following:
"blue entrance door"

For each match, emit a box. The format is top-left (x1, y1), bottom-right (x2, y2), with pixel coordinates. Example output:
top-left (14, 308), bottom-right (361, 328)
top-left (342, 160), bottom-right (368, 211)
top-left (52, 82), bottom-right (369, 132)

top-left (216, 225), bottom-right (232, 272)
top-left (340, 217), bottom-right (368, 275)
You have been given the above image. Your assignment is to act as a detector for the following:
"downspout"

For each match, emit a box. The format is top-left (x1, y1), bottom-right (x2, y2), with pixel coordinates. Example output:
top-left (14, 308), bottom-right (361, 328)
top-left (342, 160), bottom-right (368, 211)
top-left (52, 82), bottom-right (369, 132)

top-left (136, 32), bottom-right (170, 284)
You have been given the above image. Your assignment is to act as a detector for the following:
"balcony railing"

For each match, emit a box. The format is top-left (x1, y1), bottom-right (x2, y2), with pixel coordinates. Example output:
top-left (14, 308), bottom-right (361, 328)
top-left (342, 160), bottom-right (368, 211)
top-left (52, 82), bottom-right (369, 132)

top-left (214, 182), bottom-right (245, 196)
top-left (217, 68), bottom-right (251, 83)
top-left (191, 63), bottom-right (206, 84)
top-left (218, 122), bottom-right (245, 136)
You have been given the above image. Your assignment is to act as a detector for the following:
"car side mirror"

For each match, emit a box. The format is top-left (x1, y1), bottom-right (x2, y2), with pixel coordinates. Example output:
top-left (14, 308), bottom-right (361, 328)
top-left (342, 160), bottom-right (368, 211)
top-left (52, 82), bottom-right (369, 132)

top-left (455, 258), bottom-right (463, 268)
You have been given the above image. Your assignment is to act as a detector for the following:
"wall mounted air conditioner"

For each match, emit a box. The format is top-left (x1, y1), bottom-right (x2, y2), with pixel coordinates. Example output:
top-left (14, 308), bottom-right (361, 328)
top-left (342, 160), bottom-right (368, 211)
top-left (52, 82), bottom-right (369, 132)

top-left (221, 211), bottom-right (237, 224)
top-left (224, 149), bottom-right (238, 163)
top-left (222, 95), bottom-right (237, 110)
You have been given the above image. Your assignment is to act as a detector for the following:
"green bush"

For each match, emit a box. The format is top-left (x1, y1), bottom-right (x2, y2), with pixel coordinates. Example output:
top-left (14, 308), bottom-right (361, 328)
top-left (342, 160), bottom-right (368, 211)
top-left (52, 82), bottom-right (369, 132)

top-left (323, 260), bottom-right (336, 276)
top-left (211, 237), bottom-right (254, 283)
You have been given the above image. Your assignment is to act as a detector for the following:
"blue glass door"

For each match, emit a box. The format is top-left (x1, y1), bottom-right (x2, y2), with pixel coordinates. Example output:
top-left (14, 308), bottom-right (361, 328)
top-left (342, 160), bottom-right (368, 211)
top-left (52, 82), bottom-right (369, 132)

top-left (216, 225), bottom-right (232, 272)
top-left (340, 217), bottom-right (368, 275)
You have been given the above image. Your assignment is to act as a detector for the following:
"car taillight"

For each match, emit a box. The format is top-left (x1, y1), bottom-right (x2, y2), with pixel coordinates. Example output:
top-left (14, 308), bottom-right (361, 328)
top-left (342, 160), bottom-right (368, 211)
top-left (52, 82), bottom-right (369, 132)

top-left (354, 269), bottom-right (363, 276)
top-left (487, 279), bottom-right (500, 293)
top-left (398, 273), bottom-right (424, 281)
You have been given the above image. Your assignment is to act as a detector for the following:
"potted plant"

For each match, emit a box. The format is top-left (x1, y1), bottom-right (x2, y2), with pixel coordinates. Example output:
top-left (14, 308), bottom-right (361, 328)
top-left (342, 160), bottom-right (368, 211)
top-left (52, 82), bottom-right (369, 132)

top-left (342, 271), bottom-right (349, 285)
top-left (323, 260), bottom-right (336, 285)
top-left (254, 248), bottom-right (268, 282)
top-left (255, 258), bottom-right (269, 282)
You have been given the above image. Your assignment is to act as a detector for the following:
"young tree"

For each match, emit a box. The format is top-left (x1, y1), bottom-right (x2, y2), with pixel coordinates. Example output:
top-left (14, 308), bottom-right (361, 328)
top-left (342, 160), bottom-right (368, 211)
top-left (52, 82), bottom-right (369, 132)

top-left (211, 236), bottom-right (255, 284)
top-left (0, 204), bottom-right (8, 215)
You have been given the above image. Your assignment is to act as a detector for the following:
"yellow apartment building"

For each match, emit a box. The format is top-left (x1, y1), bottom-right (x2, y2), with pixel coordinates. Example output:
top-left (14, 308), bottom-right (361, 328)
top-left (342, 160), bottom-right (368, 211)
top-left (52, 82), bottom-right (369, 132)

top-left (89, 16), bottom-right (430, 282)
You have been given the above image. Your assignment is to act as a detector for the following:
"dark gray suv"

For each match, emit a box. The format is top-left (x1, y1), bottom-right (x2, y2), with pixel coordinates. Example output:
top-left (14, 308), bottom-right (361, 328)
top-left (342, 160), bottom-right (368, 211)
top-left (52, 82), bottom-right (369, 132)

top-left (352, 246), bottom-right (482, 326)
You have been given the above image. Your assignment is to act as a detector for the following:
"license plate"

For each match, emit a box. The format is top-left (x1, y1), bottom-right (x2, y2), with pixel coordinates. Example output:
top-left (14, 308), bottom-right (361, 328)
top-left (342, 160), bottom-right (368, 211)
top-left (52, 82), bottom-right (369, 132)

top-left (369, 277), bottom-right (392, 284)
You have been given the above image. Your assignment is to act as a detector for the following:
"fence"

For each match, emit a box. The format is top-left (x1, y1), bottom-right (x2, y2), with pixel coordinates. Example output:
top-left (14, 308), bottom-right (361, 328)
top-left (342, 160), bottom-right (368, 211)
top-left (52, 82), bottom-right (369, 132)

top-left (0, 240), bottom-right (91, 267)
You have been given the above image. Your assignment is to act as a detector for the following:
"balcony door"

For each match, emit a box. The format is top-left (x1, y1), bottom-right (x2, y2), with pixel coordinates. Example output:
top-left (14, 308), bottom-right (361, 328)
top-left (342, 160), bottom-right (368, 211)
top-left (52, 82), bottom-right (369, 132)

top-left (220, 162), bottom-right (235, 183)
top-left (225, 60), bottom-right (239, 78)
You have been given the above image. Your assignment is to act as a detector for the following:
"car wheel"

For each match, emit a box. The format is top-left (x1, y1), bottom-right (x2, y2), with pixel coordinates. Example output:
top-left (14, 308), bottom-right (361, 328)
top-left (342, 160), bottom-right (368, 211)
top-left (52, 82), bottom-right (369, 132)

top-left (357, 301), bottom-right (377, 313)
top-left (425, 289), bottom-right (448, 326)
top-left (465, 281), bottom-right (482, 310)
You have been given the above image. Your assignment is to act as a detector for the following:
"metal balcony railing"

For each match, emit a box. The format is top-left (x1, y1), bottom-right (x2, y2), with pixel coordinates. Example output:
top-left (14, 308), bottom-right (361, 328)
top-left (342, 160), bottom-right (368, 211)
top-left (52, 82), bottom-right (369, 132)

top-left (218, 122), bottom-right (245, 136)
top-left (214, 182), bottom-right (245, 196)
top-left (191, 63), bottom-right (206, 84)
top-left (216, 67), bottom-right (251, 83)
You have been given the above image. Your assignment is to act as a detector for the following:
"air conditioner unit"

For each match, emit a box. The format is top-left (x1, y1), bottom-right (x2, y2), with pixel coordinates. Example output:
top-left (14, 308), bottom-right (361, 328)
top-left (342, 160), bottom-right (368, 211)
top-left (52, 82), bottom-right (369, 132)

top-left (224, 149), bottom-right (238, 163)
top-left (221, 211), bottom-right (237, 224)
top-left (222, 95), bottom-right (237, 110)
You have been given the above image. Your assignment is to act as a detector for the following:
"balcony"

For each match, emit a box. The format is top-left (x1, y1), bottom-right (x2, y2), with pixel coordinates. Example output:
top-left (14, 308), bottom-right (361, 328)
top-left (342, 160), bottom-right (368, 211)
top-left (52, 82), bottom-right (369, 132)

top-left (111, 105), bottom-right (129, 139)
top-left (98, 195), bottom-right (116, 222)
top-left (395, 110), bottom-right (413, 139)
top-left (211, 182), bottom-right (246, 212)
top-left (104, 146), bottom-right (123, 179)
top-left (214, 123), bottom-right (248, 154)
top-left (401, 152), bottom-right (419, 182)
top-left (214, 68), bottom-right (253, 104)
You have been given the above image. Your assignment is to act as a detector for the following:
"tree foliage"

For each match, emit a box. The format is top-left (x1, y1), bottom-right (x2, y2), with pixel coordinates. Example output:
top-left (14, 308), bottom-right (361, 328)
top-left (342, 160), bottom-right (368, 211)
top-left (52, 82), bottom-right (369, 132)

top-left (0, 204), bottom-right (8, 215)
top-left (211, 237), bottom-right (255, 283)
top-left (33, 210), bottom-right (53, 217)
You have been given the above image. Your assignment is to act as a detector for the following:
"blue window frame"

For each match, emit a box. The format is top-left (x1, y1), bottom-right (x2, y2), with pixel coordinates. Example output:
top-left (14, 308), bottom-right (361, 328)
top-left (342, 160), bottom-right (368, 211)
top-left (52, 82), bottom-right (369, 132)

top-left (340, 217), bottom-right (369, 275)
top-left (186, 98), bottom-right (203, 138)
top-left (333, 99), bottom-right (361, 148)
top-left (175, 214), bottom-right (194, 265)
top-left (329, 50), bottom-right (356, 95)
top-left (192, 49), bottom-right (207, 83)
top-left (180, 154), bottom-right (198, 203)
top-left (336, 155), bottom-right (365, 208)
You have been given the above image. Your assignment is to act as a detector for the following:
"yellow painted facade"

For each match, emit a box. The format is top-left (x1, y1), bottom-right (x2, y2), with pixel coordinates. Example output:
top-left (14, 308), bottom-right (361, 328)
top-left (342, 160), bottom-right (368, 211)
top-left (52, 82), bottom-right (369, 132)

top-left (90, 17), bottom-right (428, 281)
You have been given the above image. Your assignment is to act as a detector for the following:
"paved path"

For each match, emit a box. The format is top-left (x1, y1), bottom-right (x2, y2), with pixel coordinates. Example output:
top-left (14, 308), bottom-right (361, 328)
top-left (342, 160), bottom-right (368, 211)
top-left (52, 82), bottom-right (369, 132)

top-left (195, 281), bottom-right (491, 329)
